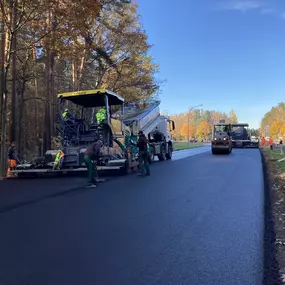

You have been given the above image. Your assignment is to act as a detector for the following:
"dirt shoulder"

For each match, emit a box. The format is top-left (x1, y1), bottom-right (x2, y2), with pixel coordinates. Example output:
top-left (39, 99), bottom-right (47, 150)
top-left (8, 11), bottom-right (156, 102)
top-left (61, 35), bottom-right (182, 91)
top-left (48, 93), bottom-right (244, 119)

top-left (262, 147), bottom-right (285, 284)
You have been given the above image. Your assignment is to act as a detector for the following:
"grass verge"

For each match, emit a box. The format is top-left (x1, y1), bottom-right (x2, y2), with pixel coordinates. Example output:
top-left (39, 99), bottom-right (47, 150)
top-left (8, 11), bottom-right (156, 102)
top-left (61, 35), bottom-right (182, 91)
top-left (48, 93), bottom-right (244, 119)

top-left (173, 142), bottom-right (203, 151)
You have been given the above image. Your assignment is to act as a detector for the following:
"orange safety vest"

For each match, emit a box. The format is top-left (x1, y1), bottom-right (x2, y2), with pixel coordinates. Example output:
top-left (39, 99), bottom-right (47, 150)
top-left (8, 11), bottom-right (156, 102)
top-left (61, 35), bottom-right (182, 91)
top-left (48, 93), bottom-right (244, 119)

top-left (261, 138), bottom-right (266, 145)
top-left (269, 139), bottom-right (273, 146)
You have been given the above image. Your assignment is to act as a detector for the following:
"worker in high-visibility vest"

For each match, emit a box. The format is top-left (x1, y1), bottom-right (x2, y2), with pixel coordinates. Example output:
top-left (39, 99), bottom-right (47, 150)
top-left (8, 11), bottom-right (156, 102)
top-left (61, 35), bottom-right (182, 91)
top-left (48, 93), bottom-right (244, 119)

top-left (261, 137), bottom-right (266, 148)
top-left (84, 140), bottom-right (103, 188)
top-left (62, 109), bottom-right (72, 120)
top-left (53, 150), bottom-right (65, 170)
top-left (6, 141), bottom-right (19, 177)
top-left (269, 137), bottom-right (274, 150)
top-left (96, 107), bottom-right (107, 125)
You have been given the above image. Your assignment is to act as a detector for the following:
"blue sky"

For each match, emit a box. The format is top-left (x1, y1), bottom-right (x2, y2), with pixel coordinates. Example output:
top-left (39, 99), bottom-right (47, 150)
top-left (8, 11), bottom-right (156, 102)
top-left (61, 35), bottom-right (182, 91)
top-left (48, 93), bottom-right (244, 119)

top-left (138, 0), bottom-right (285, 128)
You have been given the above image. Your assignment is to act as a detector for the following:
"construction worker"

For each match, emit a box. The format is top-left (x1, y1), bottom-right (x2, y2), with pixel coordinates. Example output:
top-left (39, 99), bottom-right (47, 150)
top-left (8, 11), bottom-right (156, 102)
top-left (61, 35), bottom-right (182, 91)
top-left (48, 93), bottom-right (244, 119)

top-left (269, 137), bottom-right (274, 150)
top-left (62, 108), bottom-right (74, 121)
top-left (132, 130), bottom-right (150, 176)
top-left (6, 141), bottom-right (18, 177)
top-left (261, 137), bottom-right (266, 148)
top-left (53, 150), bottom-right (65, 170)
top-left (84, 140), bottom-right (103, 187)
top-left (96, 107), bottom-right (107, 125)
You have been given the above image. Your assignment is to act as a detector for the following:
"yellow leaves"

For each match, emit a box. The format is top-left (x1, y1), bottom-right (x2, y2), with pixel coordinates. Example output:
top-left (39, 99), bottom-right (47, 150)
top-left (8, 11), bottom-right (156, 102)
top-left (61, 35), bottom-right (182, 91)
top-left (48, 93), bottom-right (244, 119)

top-left (270, 121), bottom-right (285, 137)
top-left (180, 123), bottom-right (195, 138)
top-left (196, 121), bottom-right (211, 137)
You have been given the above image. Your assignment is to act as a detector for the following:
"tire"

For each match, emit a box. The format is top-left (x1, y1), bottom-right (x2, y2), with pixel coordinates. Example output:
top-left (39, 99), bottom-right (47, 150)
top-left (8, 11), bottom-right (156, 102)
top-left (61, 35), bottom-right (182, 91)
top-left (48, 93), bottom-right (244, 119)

top-left (158, 145), bottom-right (166, 161)
top-left (148, 147), bottom-right (155, 164)
top-left (166, 144), bottom-right (173, 160)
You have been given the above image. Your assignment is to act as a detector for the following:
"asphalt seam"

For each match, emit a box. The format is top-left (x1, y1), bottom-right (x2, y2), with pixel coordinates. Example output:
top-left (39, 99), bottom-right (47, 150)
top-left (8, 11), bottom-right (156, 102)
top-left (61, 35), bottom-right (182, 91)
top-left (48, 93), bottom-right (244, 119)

top-left (0, 186), bottom-right (84, 215)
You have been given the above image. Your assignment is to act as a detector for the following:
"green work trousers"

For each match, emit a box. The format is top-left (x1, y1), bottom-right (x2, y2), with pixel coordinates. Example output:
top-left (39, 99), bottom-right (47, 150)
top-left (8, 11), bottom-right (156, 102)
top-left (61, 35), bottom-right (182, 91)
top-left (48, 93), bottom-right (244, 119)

top-left (139, 151), bottom-right (150, 175)
top-left (84, 155), bottom-right (98, 185)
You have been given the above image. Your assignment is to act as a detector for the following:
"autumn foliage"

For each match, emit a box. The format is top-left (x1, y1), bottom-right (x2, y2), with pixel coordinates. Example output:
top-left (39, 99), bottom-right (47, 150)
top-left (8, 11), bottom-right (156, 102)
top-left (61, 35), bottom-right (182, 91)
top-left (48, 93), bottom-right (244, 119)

top-left (261, 103), bottom-right (285, 139)
top-left (171, 109), bottom-right (238, 141)
top-left (0, 0), bottom-right (161, 166)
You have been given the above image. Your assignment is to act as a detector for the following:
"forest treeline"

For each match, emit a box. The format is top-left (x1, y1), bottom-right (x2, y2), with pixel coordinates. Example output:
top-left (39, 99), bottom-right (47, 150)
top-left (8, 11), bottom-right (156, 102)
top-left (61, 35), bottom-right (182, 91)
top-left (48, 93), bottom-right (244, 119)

top-left (0, 0), bottom-right (160, 166)
top-left (170, 109), bottom-right (238, 141)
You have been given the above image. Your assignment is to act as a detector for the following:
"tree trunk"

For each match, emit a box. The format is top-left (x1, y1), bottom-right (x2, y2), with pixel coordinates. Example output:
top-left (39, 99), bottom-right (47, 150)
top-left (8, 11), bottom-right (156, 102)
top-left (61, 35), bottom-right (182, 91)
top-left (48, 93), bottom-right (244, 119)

top-left (9, 0), bottom-right (17, 144)
top-left (0, 20), bottom-right (5, 177)
top-left (43, 8), bottom-right (52, 152)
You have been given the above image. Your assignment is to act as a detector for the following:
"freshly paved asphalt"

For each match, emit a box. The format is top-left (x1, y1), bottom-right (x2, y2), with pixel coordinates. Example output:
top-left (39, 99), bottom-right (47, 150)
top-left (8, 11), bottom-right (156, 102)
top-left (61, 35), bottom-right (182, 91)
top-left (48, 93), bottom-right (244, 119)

top-left (0, 148), bottom-right (264, 285)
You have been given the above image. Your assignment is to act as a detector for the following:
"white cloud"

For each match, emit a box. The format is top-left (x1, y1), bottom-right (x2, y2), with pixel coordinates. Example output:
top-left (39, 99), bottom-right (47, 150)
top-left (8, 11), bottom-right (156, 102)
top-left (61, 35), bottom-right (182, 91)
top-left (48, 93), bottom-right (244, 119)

top-left (260, 8), bottom-right (274, 14)
top-left (217, 0), bottom-right (265, 12)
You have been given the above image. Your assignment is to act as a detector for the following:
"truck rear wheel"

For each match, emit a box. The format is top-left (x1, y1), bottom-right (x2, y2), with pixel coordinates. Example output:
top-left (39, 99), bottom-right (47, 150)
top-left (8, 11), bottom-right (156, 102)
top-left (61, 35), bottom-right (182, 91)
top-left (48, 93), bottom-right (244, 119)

top-left (148, 147), bottom-right (155, 164)
top-left (158, 145), bottom-right (166, 161)
top-left (166, 144), bottom-right (173, 160)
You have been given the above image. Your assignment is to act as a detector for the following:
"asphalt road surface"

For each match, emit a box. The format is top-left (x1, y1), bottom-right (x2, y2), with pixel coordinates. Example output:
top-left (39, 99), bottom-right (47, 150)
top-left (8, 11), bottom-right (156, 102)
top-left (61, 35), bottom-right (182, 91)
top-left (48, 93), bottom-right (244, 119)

top-left (0, 148), bottom-right (264, 285)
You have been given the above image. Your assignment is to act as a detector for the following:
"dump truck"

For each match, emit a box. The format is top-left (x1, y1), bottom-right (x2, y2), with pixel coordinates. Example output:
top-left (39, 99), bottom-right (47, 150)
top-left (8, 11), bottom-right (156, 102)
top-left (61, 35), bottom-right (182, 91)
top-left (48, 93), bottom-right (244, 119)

top-left (122, 100), bottom-right (175, 163)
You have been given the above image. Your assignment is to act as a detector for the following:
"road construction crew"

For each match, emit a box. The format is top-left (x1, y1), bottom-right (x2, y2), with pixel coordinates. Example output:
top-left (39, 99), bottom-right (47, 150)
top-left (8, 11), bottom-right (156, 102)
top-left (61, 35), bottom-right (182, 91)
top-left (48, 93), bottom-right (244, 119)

top-left (96, 107), bottom-right (107, 125)
top-left (269, 137), bottom-right (274, 150)
top-left (132, 130), bottom-right (150, 176)
top-left (6, 141), bottom-right (18, 177)
top-left (84, 140), bottom-right (103, 187)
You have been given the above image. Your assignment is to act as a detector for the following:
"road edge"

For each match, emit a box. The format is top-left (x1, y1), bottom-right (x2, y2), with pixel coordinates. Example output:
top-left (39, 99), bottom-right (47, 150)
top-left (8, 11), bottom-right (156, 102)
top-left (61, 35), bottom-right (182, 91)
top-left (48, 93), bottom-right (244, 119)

top-left (261, 149), bottom-right (282, 285)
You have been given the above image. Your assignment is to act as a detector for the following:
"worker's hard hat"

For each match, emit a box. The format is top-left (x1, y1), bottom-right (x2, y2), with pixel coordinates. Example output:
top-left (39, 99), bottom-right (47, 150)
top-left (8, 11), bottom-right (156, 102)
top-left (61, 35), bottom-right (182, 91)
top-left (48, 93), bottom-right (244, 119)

top-left (64, 108), bottom-right (68, 112)
top-left (97, 140), bottom-right (103, 146)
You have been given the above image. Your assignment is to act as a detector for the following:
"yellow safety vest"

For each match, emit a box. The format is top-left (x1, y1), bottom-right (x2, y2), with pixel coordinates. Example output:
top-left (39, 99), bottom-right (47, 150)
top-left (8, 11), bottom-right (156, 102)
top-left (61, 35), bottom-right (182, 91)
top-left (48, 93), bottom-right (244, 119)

top-left (96, 109), bottom-right (106, 124)
top-left (62, 111), bottom-right (68, 120)
top-left (53, 151), bottom-right (65, 169)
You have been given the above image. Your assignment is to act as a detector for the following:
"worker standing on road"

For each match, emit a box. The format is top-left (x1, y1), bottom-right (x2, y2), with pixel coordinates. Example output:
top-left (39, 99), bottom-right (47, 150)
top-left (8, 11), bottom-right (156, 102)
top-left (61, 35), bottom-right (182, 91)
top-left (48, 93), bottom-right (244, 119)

top-left (261, 137), bottom-right (266, 148)
top-left (269, 137), bottom-right (274, 150)
top-left (84, 140), bottom-right (103, 188)
top-left (132, 130), bottom-right (150, 176)
top-left (6, 141), bottom-right (18, 177)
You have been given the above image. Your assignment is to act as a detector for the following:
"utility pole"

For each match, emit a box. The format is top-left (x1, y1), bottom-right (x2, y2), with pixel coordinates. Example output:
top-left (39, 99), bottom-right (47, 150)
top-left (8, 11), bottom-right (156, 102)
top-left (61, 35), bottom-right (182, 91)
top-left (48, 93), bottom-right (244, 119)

top-left (187, 104), bottom-right (202, 145)
top-left (0, 20), bottom-right (5, 178)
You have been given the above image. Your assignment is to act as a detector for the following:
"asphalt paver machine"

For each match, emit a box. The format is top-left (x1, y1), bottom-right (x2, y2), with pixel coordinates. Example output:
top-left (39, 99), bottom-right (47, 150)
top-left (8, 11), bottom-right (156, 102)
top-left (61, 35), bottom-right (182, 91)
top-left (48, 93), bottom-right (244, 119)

top-left (12, 89), bottom-right (132, 176)
top-left (12, 90), bottom-right (176, 177)
top-left (231, 123), bottom-right (258, 148)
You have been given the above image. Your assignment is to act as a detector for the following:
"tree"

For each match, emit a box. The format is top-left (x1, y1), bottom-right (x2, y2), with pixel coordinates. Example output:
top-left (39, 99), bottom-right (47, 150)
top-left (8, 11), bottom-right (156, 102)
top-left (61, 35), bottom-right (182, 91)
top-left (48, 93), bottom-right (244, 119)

top-left (180, 123), bottom-right (195, 139)
top-left (248, 128), bottom-right (259, 137)
top-left (229, 109), bottom-right (238, 124)
top-left (270, 121), bottom-right (283, 138)
top-left (196, 121), bottom-right (211, 139)
top-left (261, 102), bottom-right (285, 138)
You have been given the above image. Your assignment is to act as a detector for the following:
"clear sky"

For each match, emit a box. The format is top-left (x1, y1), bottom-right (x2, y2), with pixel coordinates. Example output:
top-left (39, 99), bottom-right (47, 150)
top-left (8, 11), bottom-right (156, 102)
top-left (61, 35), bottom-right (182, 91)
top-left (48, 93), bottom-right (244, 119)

top-left (138, 0), bottom-right (285, 128)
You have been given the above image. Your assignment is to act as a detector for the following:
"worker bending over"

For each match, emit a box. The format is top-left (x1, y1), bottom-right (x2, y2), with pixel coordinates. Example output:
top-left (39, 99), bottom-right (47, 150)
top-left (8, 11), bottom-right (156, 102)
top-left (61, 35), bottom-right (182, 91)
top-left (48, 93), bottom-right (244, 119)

top-left (132, 130), bottom-right (150, 176)
top-left (84, 140), bottom-right (103, 188)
